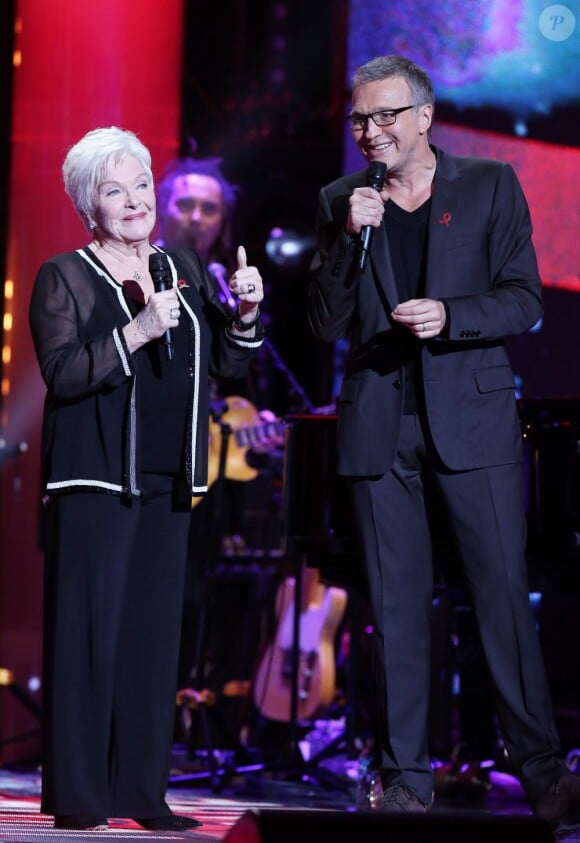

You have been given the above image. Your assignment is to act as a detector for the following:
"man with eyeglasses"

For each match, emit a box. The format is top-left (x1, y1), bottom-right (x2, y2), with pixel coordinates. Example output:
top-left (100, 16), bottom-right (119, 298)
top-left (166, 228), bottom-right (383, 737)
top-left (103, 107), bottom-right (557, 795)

top-left (307, 54), bottom-right (580, 830)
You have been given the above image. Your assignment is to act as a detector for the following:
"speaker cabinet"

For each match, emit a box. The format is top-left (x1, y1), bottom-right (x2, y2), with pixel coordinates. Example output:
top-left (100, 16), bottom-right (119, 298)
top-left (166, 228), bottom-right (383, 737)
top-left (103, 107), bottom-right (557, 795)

top-left (224, 808), bottom-right (553, 843)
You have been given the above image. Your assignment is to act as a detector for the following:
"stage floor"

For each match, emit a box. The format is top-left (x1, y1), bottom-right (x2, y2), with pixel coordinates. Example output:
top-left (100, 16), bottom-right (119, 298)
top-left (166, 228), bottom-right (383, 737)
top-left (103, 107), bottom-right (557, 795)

top-left (2, 756), bottom-right (580, 842)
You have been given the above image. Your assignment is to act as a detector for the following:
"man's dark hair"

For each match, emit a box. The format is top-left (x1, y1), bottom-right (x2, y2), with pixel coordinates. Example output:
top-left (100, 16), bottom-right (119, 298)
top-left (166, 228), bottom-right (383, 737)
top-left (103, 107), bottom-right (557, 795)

top-left (156, 154), bottom-right (239, 268)
top-left (352, 55), bottom-right (435, 111)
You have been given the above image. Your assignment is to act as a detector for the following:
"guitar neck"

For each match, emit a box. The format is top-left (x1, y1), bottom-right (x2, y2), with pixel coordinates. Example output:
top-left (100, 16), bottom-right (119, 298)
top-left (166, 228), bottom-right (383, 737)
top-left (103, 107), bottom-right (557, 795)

top-left (234, 421), bottom-right (284, 449)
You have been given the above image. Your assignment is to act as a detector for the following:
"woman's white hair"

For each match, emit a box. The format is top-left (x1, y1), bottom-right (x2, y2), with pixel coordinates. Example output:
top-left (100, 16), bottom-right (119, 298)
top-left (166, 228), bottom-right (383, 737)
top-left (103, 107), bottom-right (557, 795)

top-left (62, 127), bottom-right (153, 231)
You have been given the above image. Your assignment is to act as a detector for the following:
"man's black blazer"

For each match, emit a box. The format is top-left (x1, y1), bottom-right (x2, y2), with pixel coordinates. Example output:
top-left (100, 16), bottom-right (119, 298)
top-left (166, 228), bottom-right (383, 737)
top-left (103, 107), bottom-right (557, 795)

top-left (308, 146), bottom-right (543, 476)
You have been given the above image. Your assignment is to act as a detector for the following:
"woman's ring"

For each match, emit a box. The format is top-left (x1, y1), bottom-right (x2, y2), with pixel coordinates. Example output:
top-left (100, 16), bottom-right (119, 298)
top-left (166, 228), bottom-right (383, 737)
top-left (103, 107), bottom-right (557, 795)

top-left (247, 283), bottom-right (255, 294)
top-left (170, 308), bottom-right (179, 320)
top-left (422, 322), bottom-right (426, 332)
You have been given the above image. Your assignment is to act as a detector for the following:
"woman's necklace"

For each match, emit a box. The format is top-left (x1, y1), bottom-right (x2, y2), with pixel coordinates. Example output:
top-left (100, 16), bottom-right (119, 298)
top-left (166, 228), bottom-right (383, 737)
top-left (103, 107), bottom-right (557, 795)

top-left (98, 242), bottom-right (147, 282)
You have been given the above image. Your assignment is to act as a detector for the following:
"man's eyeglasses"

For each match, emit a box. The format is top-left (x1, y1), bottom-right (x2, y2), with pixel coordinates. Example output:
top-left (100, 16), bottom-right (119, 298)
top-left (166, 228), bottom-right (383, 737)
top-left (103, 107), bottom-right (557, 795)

top-left (346, 105), bottom-right (417, 132)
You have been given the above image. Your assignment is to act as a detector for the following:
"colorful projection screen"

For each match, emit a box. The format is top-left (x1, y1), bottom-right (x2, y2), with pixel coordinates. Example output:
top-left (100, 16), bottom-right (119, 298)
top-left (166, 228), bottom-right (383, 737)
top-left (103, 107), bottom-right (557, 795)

top-left (343, 0), bottom-right (580, 398)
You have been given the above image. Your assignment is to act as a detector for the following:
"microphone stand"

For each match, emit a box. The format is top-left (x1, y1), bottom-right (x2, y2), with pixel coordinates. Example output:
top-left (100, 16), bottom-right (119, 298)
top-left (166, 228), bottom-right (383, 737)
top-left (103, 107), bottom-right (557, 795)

top-left (174, 337), bottom-right (320, 790)
top-left (176, 399), bottom-right (269, 791)
top-left (255, 339), bottom-right (320, 767)
top-left (186, 399), bottom-right (232, 791)
top-left (262, 337), bottom-right (314, 414)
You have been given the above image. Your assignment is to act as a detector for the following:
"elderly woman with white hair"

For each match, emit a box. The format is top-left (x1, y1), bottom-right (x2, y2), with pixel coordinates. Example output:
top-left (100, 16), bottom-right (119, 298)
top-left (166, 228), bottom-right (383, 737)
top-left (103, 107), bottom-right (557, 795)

top-left (29, 126), bottom-right (264, 831)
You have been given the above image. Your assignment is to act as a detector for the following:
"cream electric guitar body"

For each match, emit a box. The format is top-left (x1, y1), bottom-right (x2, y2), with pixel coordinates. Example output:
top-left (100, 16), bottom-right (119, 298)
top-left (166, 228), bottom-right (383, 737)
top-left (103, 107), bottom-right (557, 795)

top-left (253, 568), bottom-right (347, 722)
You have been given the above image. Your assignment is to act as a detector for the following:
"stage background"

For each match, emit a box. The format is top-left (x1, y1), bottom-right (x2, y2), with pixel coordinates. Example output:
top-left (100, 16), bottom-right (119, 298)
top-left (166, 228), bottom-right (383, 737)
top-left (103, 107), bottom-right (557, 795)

top-left (1, 0), bottom-right (579, 764)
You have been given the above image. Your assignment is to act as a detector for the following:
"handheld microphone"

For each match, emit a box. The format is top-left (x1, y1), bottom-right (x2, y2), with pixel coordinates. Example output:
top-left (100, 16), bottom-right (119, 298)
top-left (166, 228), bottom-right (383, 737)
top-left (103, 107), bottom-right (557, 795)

top-left (148, 252), bottom-right (175, 362)
top-left (208, 262), bottom-right (237, 314)
top-left (358, 160), bottom-right (387, 271)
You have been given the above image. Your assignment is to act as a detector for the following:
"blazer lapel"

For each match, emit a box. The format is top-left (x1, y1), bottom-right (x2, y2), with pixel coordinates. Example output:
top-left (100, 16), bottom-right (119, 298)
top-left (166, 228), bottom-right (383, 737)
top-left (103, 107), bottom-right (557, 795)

top-left (425, 148), bottom-right (461, 297)
top-left (370, 220), bottom-right (399, 310)
top-left (339, 168), bottom-right (399, 313)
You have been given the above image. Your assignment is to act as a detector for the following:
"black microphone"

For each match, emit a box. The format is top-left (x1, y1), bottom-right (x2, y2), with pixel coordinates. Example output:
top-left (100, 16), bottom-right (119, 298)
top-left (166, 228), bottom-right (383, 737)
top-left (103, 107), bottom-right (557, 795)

top-left (208, 262), bottom-right (237, 314)
top-left (358, 160), bottom-right (387, 271)
top-left (148, 252), bottom-right (175, 362)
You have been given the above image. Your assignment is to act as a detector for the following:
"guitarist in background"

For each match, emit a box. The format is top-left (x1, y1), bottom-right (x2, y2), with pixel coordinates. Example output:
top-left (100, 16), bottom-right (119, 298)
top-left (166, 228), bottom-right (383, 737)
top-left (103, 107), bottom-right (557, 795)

top-left (155, 147), bottom-right (285, 706)
top-left (155, 142), bottom-right (284, 419)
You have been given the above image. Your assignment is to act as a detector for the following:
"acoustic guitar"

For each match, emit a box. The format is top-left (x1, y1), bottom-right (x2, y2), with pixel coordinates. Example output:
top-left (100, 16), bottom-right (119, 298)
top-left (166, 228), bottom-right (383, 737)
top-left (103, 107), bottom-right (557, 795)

top-left (192, 395), bottom-right (285, 508)
top-left (253, 566), bottom-right (348, 722)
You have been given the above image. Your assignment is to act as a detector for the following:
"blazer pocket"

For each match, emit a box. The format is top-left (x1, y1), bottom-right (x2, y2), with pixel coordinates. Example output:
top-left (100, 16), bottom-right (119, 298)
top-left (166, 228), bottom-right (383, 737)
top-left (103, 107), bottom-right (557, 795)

top-left (474, 365), bottom-right (515, 393)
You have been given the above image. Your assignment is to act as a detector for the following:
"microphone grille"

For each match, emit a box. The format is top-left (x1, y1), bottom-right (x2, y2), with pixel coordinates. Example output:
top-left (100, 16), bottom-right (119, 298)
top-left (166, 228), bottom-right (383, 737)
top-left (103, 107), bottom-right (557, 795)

top-left (367, 161), bottom-right (387, 190)
top-left (148, 251), bottom-right (169, 273)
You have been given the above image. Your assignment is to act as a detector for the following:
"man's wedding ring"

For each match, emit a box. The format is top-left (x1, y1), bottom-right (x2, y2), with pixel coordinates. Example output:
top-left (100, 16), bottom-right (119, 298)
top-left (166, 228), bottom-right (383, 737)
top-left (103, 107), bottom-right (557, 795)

top-left (422, 322), bottom-right (426, 332)
top-left (170, 308), bottom-right (179, 320)
top-left (247, 283), bottom-right (255, 294)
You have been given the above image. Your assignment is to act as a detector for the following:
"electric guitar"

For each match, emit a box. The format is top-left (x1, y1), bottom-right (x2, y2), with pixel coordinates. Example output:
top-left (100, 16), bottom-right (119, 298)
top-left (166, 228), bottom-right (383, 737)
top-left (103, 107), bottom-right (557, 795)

top-left (253, 566), bottom-right (348, 722)
top-left (192, 395), bottom-right (285, 508)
